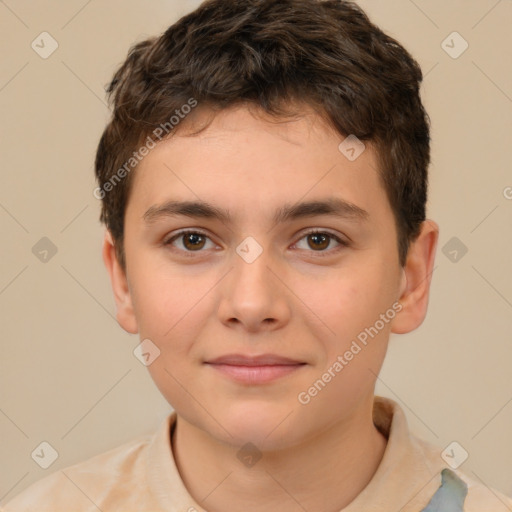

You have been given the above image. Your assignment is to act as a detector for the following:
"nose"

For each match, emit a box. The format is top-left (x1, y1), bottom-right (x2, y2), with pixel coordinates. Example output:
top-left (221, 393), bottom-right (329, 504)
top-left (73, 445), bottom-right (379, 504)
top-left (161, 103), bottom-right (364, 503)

top-left (217, 245), bottom-right (292, 333)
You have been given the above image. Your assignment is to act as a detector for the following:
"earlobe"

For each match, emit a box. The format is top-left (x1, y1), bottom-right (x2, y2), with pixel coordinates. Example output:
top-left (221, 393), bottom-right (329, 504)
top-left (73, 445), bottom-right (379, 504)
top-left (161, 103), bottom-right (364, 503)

top-left (102, 230), bottom-right (139, 334)
top-left (391, 220), bottom-right (439, 335)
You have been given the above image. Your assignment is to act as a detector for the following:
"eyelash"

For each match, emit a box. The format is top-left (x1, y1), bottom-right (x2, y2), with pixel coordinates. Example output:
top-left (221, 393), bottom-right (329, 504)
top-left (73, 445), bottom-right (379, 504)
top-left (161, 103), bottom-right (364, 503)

top-left (163, 229), bottom-right (349, 258)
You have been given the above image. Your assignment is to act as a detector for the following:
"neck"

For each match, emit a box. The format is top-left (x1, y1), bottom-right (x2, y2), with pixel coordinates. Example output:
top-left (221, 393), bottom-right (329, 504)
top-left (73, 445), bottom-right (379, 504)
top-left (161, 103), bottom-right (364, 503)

top-left (171, 398), bottom-right (388, 512)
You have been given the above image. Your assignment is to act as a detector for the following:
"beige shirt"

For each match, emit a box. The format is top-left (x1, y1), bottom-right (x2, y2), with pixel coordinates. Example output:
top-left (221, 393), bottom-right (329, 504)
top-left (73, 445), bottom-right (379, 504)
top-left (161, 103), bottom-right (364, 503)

top-left (2, 396), bottom-right (511, 512)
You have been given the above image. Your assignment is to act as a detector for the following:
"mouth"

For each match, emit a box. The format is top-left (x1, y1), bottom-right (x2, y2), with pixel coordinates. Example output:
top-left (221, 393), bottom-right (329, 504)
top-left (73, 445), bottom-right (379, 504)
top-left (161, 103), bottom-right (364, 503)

top-left (204, 354), bottom-right (307, 384)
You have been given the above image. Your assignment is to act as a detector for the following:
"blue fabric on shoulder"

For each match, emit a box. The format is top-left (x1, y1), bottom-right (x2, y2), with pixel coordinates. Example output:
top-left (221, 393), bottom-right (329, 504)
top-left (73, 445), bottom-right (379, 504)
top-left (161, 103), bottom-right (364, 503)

top-left (421, 468), bottom-right (468, 511)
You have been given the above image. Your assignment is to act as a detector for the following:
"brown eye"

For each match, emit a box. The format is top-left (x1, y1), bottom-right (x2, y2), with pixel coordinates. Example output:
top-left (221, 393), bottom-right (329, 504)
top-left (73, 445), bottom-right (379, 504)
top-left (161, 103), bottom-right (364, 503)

top-left (164, 230), bottom-right (215, 253)
top-left (307, 233), bottom-right (330, 251)
top-left (294, 230), bottom-right (348, 255)
top-left (182, 232), bottom-right (206, 251)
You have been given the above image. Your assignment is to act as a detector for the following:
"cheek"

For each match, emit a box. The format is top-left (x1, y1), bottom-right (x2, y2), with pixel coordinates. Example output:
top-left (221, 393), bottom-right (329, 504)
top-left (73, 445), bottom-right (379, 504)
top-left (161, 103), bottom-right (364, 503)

top-left (313, 268), bottom-right (374, 322)
top-left (312, 265), bottom-right (397, 350)
top-left (129, 267), bottom-right (205, 343)
top-left (135, 279), bottom-right (209, 406)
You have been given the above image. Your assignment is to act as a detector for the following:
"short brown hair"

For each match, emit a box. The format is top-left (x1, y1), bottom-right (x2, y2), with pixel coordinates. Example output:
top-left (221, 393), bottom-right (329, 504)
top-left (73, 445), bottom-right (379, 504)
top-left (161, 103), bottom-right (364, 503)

top-left (95, 0), bottom-right (430, 271)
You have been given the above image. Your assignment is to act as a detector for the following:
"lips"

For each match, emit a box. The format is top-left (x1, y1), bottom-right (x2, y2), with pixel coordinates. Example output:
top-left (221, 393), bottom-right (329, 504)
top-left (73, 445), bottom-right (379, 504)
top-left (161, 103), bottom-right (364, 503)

top-left (206, 354), bottom-right (304, 366)
top-left (205, 354), bottom-right (306, 384)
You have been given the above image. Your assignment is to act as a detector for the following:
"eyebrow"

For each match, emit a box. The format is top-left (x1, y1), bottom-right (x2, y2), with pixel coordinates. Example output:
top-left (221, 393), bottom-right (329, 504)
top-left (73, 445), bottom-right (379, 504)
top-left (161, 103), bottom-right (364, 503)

top-left (142, 198), bottom-right (369, 226)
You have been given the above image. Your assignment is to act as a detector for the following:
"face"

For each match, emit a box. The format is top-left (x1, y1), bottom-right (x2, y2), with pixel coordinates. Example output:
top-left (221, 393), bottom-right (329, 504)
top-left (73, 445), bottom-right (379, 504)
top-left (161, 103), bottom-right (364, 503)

top-left (104, 104), bottom-right (436, 450)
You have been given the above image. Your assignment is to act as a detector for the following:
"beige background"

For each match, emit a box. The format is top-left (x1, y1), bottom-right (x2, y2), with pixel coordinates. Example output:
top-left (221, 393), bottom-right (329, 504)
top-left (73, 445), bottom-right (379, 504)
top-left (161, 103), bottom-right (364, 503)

top-left (1, 0), bottom-right (511, 503)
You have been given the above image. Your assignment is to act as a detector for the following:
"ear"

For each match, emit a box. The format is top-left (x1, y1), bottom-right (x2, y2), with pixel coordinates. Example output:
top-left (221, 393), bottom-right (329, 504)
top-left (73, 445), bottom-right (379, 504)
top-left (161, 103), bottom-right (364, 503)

top-left (102, 230), bottom-right (139, 334)
top-left (391, 220), bottom-right (439, 334)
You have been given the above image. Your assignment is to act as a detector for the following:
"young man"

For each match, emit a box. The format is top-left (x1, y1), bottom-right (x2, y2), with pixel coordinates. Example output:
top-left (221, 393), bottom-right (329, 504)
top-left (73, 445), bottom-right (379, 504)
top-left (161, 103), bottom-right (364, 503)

top-left (3, 0), bottom-right (511, 511)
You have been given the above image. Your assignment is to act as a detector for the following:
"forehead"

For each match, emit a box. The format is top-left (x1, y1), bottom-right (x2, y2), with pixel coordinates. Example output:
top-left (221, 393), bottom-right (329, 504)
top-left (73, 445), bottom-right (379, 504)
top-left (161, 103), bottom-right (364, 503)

top-left (126, 105), bottom-right (389, 227)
